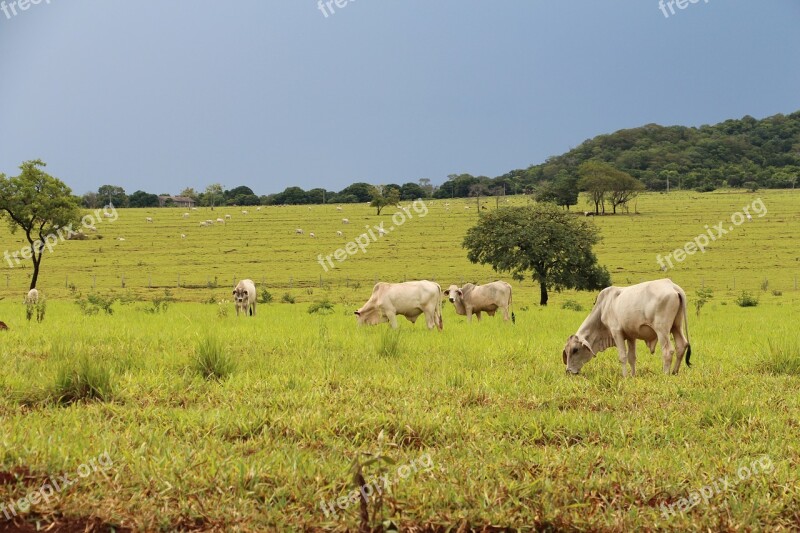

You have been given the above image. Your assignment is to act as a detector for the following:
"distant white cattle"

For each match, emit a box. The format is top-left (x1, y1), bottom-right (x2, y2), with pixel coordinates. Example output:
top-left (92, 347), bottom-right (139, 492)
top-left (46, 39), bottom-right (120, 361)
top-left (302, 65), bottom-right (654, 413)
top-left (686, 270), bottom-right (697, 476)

top-left (336, 231), bottom-right (343, 237)
top-left (310, 232), bottom-right (316, 238)
top-left (232, 279), bottom-right (257, 317)
top-left (342, 218), bottom-right (350, 224)
top-left (216, 218), bottom-right (225, 224)
top-left (256, 207), bottom-right (262, 211)
top-left (336, 206), bottom-right (343, 211)
top-left (378, 228), bottom-right (387, 236)
top-left (191, 207), bottom-right (198, 211)
top-left (117, 237), bottom-right (125, 241)
top-left (182, 213), bottom-right (190, 218)
top-left (296, 228), bottom-right (304, 235)
top-left (181, 234), bottom-right (186, 239)
top-left (225, 214), bottom-right (232, 220)
top-left (444, 281), bottom-right (513, 323)
top-left (242, 210), bottom-right (248, 215)
top-left (146, 217), bottom-right (153, 223)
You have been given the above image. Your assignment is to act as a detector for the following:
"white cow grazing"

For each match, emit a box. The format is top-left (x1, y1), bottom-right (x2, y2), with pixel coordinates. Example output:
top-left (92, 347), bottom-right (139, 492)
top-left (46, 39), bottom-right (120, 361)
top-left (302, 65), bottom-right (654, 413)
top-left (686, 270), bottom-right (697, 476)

top-left (146, 217), bottom-right (153, 223)
top-left (232, 279), bottom-right (257, 317)
top-left (336, 231), bottom-right (343, 237)
top-left (256, 207), bottom-right (262, 211)
top-left (25, 288), bottom-right (39, 305)
top-left (342, 218), bottom-right (349, 225)
top-left (355, 280), bottom-right (443, 330)
top-left (378, 228), bottom-right (387, 236)
top-left (103, 213), bottom-right (113, 218)
top-left (181, 234), bottom-right (186, 239)
top-left (242, 210), bottom-right (248, 215)
top-left (295, 228), bottom-right (304, 235)
top-left (216, 218), bottom-right (225, 224)
top-left (225, 214), bottom-right (232, 220)
top-left (336, 206), bottom-right (343, 211)
top-left (309, 232), bottom-right (316, 238)
top-left (183, 213), bottom-right (190, 218)
top-left (192, 207), bottom-right (198, 211)
top-left (444, 281), bottom-right (513, 323)
top-left (199, 221), bottom-right (208, 227)
top-left (563, 279), bottom-right (692, 377)
top-left (117, 237), bottom-right (125, 241)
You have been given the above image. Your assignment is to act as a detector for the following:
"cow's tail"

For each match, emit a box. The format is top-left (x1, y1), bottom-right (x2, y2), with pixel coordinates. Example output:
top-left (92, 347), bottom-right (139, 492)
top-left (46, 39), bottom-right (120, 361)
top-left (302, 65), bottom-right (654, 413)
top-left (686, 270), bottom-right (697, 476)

top-left (679, 290), bottom-right (691, 367)
top-left (436, 283), bottom-right (444, 331)
top-left (509, 286), bottom-right (515, 324)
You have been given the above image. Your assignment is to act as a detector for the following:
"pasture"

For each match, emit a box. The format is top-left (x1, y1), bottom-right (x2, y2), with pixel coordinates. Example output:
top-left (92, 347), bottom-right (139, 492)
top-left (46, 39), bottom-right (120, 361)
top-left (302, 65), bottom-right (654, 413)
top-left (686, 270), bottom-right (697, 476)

top-left (1, 190), bottom-right (799, 531)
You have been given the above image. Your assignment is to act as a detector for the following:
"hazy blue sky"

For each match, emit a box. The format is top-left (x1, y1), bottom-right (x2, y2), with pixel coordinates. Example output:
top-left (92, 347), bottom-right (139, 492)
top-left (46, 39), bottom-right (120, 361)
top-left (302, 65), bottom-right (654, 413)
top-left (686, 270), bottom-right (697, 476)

top-left (1, 1), bottom-right (798, 196)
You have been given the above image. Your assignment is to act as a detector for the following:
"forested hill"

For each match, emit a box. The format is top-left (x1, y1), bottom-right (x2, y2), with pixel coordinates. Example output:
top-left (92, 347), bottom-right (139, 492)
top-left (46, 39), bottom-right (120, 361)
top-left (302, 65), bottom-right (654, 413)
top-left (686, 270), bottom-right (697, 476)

top-left (491, 111), bottom-right (800, 194)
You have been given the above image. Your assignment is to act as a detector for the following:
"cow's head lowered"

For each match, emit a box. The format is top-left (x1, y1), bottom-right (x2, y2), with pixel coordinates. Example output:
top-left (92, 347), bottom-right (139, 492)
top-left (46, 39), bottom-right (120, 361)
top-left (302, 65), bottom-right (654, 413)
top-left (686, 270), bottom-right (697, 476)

top-left (562, 335), bottom-right (595, 375)
top-left (354, 301), bottom-right (385, 326)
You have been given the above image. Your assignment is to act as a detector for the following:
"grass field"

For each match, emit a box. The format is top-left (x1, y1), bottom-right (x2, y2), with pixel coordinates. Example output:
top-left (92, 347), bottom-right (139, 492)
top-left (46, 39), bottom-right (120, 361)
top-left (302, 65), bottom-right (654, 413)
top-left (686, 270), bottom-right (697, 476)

top-left (1, 191), bottom-right (799, 531)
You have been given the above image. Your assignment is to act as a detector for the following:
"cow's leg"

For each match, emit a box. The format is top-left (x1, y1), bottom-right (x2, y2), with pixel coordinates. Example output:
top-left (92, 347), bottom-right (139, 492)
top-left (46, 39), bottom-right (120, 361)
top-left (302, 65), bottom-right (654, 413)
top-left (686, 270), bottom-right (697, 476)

top-left (502, 305), bottom-right (510, 321)
top-left (475, 311), bottom-right (482, 321)
top-left (659, 331), bottom-right (675, 375)
top-left (626, 339), bottom-right (637, 377)
top-left (671, 328), bottom-right (688, 375)
top-left (465, 307), bottom-right (473, 323)
top-left (611, 330), bottom-right (629, 377)
top-left (386, 311), bottom-right (399, 329)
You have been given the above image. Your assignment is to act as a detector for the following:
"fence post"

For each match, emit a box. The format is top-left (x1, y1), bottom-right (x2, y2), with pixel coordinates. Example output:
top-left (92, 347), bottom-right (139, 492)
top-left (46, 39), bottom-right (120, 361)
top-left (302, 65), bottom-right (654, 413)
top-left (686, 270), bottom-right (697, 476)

top-left (290, 277), bottom-right (293, 289)
top-left (177, 274), bottom-right (181, 288)
top-left (5, 274), bottom-right (8, 288)
top-left (733, 277), bottom-right (735, 290)
top-left (65, 274), bottom-right (68, 288)
top-left (93, 275), bottom-right (96, 290)
top-left (121, 274), bottom-right (125, 288)
top-left (319, 274), bottom-right (323, 288)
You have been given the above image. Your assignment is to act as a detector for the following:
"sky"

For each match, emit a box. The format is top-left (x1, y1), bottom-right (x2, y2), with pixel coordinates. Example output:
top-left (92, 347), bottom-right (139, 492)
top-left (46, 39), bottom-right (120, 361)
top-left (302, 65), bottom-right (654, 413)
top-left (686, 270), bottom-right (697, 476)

top-left (1, 1), bottom-right (799, 197)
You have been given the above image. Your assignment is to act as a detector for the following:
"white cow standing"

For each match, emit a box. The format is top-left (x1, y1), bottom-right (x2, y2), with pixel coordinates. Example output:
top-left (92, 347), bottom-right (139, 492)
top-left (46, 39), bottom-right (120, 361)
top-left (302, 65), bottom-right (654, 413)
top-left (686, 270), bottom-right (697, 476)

top-left (232, 279), bottom-right (257, 317)
top-left (444, 281), bottom-right (513, 323)
top-left (24, 289), bottom-right (39, 305)
top-left (563, 279), bottom-right (692, 377)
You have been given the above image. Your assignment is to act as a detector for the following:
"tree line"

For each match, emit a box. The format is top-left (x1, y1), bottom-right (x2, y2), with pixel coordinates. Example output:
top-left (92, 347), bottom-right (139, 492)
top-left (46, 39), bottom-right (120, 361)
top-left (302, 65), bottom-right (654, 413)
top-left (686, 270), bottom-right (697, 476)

top-left (78, 111), bottom-right (800, 210)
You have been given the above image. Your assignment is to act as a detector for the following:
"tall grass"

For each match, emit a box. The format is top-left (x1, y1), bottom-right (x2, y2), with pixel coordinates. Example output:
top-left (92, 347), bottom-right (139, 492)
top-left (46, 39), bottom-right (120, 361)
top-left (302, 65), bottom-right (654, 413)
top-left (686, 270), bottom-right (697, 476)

top-left (53, 353), bottom-right (114, 404)
top-left (193, 335), bottom-right (235, 380)
top-left (755, 339), bottom-right (800, 376)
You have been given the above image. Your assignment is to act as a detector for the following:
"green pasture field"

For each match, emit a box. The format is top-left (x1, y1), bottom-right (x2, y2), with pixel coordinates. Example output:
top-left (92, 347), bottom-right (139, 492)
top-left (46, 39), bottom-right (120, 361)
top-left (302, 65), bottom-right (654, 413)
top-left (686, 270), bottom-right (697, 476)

top-left (0, 190), bottom-right (799, 531)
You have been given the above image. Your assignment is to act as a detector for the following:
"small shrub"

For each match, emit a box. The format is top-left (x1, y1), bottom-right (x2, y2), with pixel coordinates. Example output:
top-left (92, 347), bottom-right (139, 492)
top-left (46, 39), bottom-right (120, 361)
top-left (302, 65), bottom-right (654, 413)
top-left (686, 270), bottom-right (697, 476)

top-left (75, 293), bottom-right (115, 316)
top-left (306, 288), bottom-right (314, 295)
top-left (561, 300), bottom-right (584, 312)
top-left (259, 288), bottom-right (273, 304)
top-left (772, 289), bottom-right (783, 297)
top-left (734, 291), bottom-right (759, 307)
top-left (144, 289), bottom-right (175, 314)
top-left (281, 293), bottom-right (296, 304)
top-left (53, 355), bottom-right (114, 404)
top-left (204, 294), bottom-right (218, 305)
top-left (308, 299), bottom-right (334, 315)
top-left (760, 278), bottom-right (769, 292)
top-left (376, 329), bottom-right (402, 358)
top-left (217, 301), bottom-right (230, 318)
top-left (695, 287), bottom-right (713, 316)
top-left (193, 336), bottom-right (235, 381)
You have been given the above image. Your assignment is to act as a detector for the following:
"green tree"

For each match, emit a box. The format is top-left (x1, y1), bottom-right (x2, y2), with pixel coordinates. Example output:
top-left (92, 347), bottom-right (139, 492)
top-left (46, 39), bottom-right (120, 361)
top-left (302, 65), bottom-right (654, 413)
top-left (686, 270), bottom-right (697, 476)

top-left (202, 183), bottom-right (225, 207)
top-left (578, 161), bottom-right (615, 215)
top-left (0, 160), bottom-right (82, 289)
top-left (97, 185), bottom-right (128, 207)
top-left (608, 173), bottom-right (645, 214)
top-left (339, 182), bottom-right (374, 203)
top-left (128, 190), bottom-right (160, 207)
top-left (370, 186), bottom-right (400, 215)
top-left (463, 204), bottom-right (611, 306)
top-left (400, 182), bottom-right (427, 200)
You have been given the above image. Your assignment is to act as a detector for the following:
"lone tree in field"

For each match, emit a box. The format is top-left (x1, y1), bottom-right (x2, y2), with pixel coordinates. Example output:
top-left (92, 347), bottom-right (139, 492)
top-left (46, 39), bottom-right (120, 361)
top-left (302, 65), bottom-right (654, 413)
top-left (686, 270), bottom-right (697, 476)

top-left (0, 160), bottom-right (82, 290)
top-left (463, 204), bottom-right (611, 306)
top-left (370, 186), bottom-right (400, 215)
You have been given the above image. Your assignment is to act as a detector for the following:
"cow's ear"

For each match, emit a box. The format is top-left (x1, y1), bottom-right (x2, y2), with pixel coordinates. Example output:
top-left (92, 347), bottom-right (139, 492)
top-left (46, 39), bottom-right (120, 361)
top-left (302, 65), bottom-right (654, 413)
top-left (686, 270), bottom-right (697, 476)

top-left (243, 290), bottom-right (248, 297)
top-left (232, 290), bottom-right (236, 295)
top-left (581, 339), bottom-right (595, 356)
top-left (457, 289), bottom-right (463, 297)
top-left (443, 289), bottom-right (450, 296)
top-left (562, 350), bottom-right (567, 365)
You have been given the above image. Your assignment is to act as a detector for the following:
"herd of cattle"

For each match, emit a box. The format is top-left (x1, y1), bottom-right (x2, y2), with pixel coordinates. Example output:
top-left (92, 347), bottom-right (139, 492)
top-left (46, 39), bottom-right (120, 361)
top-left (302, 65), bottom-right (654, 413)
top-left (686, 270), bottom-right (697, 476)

top-left (231, 276), bottom-right (692, 377)
top-left (4, 277), bottom-right (691, 377)
top-left (4, 278), bottom-right (692, 377)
